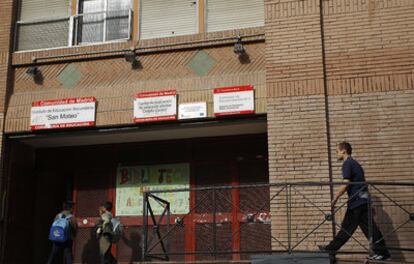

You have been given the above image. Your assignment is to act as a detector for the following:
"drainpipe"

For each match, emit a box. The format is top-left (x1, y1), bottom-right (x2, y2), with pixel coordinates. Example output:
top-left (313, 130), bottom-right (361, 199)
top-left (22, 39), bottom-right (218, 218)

top-left (318, 0), bottom-right (337, 240)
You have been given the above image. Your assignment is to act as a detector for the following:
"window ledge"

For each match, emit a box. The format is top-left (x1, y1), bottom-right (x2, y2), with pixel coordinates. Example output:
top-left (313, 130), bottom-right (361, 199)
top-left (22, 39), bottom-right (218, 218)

top-left (12, 26), bottom-right (265, 66)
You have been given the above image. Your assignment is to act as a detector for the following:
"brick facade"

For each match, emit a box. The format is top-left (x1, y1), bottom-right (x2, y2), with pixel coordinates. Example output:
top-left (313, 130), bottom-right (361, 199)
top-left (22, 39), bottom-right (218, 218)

top-left (7, 40), bottom-right (266, 132)
top-left (265, 0), bottom-right (414, 261)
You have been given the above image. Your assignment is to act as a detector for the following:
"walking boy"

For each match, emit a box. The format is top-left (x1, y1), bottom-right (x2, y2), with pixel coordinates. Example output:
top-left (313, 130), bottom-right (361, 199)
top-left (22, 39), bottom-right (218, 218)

top-left (320, 142), bottom-right (390, 261)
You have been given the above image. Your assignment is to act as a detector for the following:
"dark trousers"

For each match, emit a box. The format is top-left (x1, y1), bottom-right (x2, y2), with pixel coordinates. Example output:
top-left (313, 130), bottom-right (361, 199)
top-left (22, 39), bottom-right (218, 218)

top-left (99, 235), bottom-right (116, 264)
top-left (327, 204), bottom-right (389, 256)
top-left (46, 240), bottom-right (73, 264)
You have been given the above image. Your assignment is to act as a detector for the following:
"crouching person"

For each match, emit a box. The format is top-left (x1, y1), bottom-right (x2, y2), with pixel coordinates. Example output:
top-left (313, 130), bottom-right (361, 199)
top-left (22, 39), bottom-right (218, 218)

top-left (97, 201), bottom-right (117, 264)
top-left (47, 201), bottom-right (77, 264)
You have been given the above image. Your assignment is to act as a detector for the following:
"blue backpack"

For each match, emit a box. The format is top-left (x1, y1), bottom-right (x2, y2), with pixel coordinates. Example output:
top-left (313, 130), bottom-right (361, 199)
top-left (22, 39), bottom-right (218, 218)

top-left (110, 217), bottom-right (123, 243)
top-left (48, 213), bottom-right (72, 242)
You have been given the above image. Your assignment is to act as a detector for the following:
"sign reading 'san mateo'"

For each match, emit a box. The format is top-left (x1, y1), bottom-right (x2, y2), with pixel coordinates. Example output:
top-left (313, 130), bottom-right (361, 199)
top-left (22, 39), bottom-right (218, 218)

top-left (134, 90), bottom-right (177, 123)
top-left (30, 97), bottom-right (96, 130)
top-left (214, 85), bottom-right (254, 116)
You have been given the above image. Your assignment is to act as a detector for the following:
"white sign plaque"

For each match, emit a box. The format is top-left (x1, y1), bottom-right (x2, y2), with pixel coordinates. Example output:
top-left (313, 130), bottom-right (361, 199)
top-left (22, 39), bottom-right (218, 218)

top-left (30, 97), bottom-right (96, 130)
top-left (134, 90), bottom-right (177, 123)
top-left (178, 102), bottom-right (207, 120)
top-left (213, 85), bottom-right (254, 116)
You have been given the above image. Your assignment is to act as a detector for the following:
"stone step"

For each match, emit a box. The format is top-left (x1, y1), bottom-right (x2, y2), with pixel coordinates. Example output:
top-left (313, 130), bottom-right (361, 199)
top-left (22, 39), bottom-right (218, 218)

top-left (134, 260), bottom-right (251, 264)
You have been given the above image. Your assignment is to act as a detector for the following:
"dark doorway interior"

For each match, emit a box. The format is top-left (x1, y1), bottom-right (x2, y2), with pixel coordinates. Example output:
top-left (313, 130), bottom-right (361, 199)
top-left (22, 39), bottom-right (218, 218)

top-left (3, 141), bottom-right (71, 264)
top-left (4, 133), bottom-right (268, 263)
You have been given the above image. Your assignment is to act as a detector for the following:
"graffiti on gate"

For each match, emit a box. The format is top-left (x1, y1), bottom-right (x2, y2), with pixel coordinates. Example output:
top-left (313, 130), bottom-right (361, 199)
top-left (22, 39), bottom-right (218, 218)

top-left (116, 163), bottom-right (190, 216)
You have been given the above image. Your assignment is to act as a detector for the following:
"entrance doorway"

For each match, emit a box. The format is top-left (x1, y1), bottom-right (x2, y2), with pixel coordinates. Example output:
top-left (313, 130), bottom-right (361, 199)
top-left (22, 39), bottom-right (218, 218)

top-left (4, 118), bottom-right (268, 263)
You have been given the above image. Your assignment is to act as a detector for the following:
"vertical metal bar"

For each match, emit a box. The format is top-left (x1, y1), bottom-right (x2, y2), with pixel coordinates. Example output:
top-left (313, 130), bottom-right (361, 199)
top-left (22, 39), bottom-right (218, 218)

top-left (286, 184), bottom-right (292, 254)
top-left (68, 16), bottom-right (74, 47)
top-left (137, 0), bottom-right (142, 39)
top-left (103, 0), bottom-right (107, 42)
top-left (167, 201), bottom-right (171, 260)
top-left (367, 184), bottom-right (373, 256)
top-left (127, 8), bottom-right (132, 40)
top-left (213, 188), bottom-right (217, 259)
top-left (13, 22), bottom-right (19, 51)
top-left (230, 161), bottom-right (240, 260)
top-left (142, 192), bottom-right (148, 260)
top-left (74, 15), bottom-right (79, 45)
top-left (185, 155), bottom-right (196, 262)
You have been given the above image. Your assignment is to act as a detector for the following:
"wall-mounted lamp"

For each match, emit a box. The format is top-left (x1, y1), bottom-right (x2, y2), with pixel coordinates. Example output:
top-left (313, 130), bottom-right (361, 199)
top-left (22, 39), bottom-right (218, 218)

top-left (234, 36), bottom-right (250, 64)
top-left (233, 36), bottom-right (245, 55)
top-left (26, 57), bottom-right (39, 77)
top-left (125, 48), bottom-right (141, 69)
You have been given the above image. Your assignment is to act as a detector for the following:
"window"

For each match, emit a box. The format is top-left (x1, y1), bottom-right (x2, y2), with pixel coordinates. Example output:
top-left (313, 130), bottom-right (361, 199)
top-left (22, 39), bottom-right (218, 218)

top-left (75, 0), bottom-right (132, 44)
top-left (15, 0), bottom-right (264, 51)
top-left (15, 0), bottom-right (132, 51)
top-left (16, 0), bottom-right (70, 51)
top-left (206, 0), bottom-right (264, 32)
top-left (140, 0), bottom-right (197, 40)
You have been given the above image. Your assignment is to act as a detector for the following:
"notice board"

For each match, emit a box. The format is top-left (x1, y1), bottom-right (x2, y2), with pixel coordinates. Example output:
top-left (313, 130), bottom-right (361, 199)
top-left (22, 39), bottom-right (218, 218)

top-left (116, 163), bottom-right (190, 216)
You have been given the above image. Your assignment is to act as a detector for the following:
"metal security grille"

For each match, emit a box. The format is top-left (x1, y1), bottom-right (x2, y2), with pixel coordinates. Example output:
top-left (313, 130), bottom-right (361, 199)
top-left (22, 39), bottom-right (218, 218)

top-left (197, 223), bottom-right (233, 261)
top-left (75, 170), bottom-right (110, 217)
top-left (116, 226), bottom-right (143, 262)
top-left (74, 227), bottom-right (100, 263)
top-left (143, 182), bottom-right (414, 262)
top-left (74, 169), bottom-right (111, 262)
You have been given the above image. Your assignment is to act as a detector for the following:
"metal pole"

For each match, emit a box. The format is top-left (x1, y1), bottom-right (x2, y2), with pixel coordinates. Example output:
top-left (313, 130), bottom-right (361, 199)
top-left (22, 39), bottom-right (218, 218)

top-left (167, 202), bottom-right (171, 260)
top-left (367, 184), bottom-right (373, 256)
top-left (286, 184), bottom-right (292, 254)
top-left (213, 188), bottom-right (217, 259)
top-left (142, 192), bottom-right (148, 260)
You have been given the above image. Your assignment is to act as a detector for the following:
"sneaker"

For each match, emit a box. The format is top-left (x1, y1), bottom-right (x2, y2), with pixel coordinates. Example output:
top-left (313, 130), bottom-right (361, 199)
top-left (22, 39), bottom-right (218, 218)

top-left (318, 245), bottom-right (335, 253)
top-left (368, 254), bottom-right (391, 261)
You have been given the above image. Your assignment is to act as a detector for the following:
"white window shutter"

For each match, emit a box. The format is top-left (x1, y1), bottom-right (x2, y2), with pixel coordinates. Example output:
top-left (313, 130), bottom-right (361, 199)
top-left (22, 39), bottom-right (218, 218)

top-left (140, 0), bottom-right (197, 40)
top-left (206, 0), bottom-right (264, 33)
top-left (20, 0), bottom-right (70, 21)
top-left (17, 0), bottom-right (70, 50)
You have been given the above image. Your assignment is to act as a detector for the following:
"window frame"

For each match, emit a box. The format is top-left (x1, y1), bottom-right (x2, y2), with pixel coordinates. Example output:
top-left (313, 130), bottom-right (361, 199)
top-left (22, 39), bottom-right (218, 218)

top-left (14, 0), bottom-right (264, 52)
top-left (74, 0), bottom-right (133, 45)
top-left (14, 0), bottom-right (133, 52)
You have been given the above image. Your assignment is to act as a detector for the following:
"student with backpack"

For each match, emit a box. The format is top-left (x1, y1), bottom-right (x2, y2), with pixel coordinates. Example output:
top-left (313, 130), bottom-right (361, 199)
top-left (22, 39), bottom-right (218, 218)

top-left (96, 201), bottom-right (117, 264)
top-left (47, 201), bottom-right (78, 264)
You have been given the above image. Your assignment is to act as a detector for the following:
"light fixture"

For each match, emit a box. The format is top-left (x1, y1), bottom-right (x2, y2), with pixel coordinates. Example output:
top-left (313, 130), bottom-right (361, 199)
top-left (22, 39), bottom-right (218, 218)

top-left (233, 36), bottom-right (245, 55)
top-left (26, 57), bottom-right (39, 77)
top-left (125, 48), bottom-right (140, 68)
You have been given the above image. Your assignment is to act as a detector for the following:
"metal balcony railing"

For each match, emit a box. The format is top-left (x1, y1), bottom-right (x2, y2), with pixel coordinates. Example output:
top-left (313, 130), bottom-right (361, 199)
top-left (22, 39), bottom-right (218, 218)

top-left (142, 181), bottom-right (414, 262)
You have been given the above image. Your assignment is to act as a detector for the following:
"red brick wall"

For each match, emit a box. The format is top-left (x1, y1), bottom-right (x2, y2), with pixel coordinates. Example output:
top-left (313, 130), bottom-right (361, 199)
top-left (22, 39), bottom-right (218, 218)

top-left (329, 90), bottom-right (414, 261)
top-left (265, 0), bottom-right (414, 261)
top-left (265, 0), bottom-right (332, 252)
top-left (6, 41), bottom-right (266, 132)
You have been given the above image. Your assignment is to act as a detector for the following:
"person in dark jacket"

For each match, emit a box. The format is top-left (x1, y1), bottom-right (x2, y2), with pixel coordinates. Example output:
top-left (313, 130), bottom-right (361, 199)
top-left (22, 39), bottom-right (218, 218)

top-left (319, 142), bottom-right (390, 261)
top-left (47, 201), bottom-right (78, 264)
